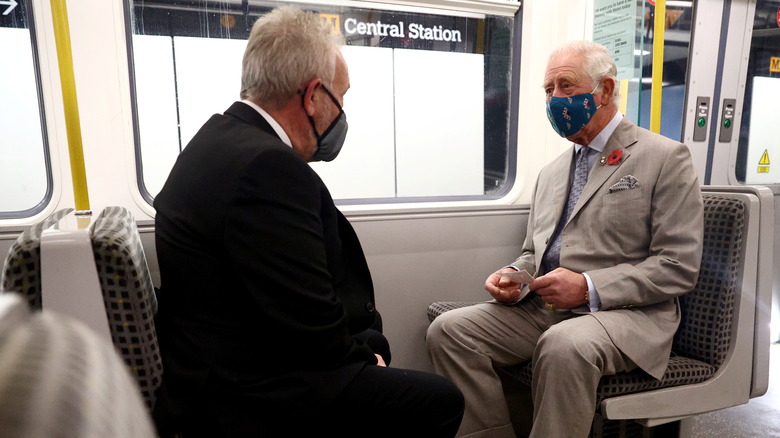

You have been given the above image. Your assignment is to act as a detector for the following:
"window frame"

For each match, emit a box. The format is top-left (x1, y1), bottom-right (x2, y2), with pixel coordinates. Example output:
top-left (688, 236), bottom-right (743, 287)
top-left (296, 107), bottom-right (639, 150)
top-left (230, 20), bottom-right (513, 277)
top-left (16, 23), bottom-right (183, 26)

top-left (123, 0), bottom-right (522, 207)
top-left (0, 0), bottom-right (54, 219)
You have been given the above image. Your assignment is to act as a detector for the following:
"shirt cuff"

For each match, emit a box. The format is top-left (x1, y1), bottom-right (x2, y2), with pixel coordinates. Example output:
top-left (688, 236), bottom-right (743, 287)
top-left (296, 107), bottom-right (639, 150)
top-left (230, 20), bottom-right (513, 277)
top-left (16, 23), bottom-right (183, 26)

top-left (583, 272), bottom-right (600, 312)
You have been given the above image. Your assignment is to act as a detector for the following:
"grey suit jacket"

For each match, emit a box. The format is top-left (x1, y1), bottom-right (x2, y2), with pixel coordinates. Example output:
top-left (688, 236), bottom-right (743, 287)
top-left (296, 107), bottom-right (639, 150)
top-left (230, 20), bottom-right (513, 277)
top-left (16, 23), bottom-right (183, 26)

top-left (513, 117), bottom-right (704, 379)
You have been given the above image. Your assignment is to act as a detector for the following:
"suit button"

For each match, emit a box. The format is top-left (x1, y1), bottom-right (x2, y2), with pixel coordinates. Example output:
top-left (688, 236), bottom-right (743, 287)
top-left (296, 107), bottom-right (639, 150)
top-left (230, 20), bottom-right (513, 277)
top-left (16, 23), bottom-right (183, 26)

top-left (366, 302), bottom-right (375, 312)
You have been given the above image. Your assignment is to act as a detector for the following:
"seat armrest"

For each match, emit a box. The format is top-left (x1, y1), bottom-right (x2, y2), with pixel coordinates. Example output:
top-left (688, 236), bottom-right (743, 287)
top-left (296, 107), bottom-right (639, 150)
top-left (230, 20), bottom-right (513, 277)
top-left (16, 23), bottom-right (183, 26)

top-left (602, 191), bottom-right (762, 426)
top-left (701, 185), bottom-right (774, 399)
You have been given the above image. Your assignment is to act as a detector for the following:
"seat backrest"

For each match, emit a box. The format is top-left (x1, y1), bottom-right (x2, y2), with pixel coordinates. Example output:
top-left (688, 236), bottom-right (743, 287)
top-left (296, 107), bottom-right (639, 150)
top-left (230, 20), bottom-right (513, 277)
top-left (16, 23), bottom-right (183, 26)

top-left (0, 208), bottom-right (74, 308)
top-left (673, 194), bottom-right (746, 368)
top-left (90, 206), bottom-right (162, 410)
top-left (0, 304), bottom-right (156, 438)
top-left (0, 293), bottom-right (31, 344)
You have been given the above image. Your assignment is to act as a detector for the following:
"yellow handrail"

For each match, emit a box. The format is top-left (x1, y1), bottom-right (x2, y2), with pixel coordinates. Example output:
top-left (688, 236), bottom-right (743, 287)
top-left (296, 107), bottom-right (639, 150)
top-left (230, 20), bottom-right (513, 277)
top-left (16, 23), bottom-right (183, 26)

top-left (619, 79), bottom-right (629, 115)
top-left (649, 0), bottom-right (666, 134)
top-left (51, 0), bottom-right (90, 211)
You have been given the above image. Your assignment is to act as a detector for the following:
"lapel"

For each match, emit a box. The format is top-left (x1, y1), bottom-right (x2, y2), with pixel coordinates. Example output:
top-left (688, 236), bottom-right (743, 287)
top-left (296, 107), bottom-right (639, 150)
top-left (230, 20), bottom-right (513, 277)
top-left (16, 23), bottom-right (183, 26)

top-left (224, 101), bottom-right (281, 139)
top-left (566, 117), bottom-right (638, 224)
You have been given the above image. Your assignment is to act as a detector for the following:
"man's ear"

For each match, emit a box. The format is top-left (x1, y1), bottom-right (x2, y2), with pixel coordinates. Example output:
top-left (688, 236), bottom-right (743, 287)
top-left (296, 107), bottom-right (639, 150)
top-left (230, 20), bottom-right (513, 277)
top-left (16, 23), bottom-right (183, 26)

top-left (301, 78), bottom-right (322, 117)
top-left (598, 77), bottom-right (616, 105)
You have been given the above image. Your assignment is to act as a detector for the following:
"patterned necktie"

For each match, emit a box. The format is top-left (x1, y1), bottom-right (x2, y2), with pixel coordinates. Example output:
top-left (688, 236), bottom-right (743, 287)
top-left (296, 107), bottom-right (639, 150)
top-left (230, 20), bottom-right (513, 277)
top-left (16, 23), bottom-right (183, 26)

top-left (542, 146), bottom-right (594, 273)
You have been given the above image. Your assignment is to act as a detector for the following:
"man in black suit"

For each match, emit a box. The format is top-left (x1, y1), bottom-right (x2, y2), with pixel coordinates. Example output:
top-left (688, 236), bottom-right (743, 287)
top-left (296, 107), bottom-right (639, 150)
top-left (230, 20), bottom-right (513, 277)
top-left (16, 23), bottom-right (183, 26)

top-left (152, 6), bottom-right (463, 437)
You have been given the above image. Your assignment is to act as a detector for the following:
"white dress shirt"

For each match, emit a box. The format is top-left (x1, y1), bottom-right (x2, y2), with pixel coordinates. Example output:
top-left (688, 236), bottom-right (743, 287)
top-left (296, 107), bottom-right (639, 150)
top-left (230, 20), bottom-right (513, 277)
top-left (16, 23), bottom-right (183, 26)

top-left (241, 99), bottom-right (292, 148)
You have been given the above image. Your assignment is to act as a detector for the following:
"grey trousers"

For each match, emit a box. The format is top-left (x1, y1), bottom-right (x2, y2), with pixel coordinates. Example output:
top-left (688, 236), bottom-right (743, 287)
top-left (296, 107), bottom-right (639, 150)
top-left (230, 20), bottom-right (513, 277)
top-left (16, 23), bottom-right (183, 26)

top-left (426, 296), bottom-right (637, 438)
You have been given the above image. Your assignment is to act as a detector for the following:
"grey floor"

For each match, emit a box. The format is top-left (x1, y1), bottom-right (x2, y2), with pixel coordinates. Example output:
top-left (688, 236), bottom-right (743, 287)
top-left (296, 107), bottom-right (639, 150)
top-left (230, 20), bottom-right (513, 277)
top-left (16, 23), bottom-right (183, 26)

top-left (687, 343), bottom-right (780, 437)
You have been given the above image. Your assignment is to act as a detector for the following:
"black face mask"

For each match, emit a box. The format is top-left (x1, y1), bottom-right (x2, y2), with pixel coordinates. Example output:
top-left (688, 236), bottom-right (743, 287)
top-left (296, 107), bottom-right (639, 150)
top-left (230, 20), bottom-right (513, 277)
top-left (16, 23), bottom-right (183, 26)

top-left (304, 85), bottom-right (348, 162)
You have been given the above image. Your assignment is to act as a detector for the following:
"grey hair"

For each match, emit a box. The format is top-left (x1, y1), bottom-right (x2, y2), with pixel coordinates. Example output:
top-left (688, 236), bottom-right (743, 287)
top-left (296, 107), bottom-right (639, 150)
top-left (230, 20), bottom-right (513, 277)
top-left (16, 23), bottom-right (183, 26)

top-left (550, 40), bottom-right (620, 101)
top-left (240, 7), bottom-right (342, 109)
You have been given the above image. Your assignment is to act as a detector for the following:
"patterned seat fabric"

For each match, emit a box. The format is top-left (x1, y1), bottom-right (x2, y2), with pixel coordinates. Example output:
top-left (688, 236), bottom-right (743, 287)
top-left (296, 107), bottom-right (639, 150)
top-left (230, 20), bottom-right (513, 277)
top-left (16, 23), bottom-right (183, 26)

top-left (0, 310), bottom-right (156, 438)
top-left (90, 206), bottom-right (163, 410)
top-left (500, 355), bottom-right (716, 406)
top-left (672, 195), bottom-right (744, 369)
top-left (427, 301), bottom-right (482, 322)
top-left (426, 194), bottom-right (745, 417)
top-left (0, 209), bottom-right (74, 309)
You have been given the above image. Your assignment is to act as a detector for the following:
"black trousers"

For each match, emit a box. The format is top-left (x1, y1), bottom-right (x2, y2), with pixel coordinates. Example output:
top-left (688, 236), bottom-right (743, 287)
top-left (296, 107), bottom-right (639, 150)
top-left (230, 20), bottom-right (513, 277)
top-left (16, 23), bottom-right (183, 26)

top-left (175, 363), bottom-right (464, 438)
top-left (322, 364), bottom-right (464, 437)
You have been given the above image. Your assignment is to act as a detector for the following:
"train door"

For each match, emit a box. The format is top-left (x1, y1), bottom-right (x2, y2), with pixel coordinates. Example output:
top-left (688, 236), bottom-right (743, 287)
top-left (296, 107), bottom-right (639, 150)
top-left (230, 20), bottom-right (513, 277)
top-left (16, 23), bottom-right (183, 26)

top-left (683, 0), bottom-right (780, 342)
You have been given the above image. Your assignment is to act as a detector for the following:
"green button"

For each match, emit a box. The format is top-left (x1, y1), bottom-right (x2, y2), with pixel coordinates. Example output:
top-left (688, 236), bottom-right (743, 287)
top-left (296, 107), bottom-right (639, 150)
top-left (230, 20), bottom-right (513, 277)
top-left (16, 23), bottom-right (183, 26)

top-left (724, 119), bottom-right (732, 129)
top-left (697, 117), bottom-right (706, 127)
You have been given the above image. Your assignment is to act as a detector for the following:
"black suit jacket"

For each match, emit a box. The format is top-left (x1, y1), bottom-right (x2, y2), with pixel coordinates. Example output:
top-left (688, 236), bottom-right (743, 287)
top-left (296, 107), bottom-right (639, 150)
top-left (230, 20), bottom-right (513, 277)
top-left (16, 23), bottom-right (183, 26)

top-left (153, 102), bottom-right (381, 432)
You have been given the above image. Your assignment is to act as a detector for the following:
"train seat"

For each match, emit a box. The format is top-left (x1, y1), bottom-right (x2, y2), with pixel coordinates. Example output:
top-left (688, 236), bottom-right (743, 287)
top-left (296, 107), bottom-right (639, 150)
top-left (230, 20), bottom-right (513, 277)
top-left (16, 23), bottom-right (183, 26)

top-left (0, 208), bottom-right (74, 309)
top-left (0, 293), bottom-right (156, 438)
top-left (426, 187), bottom-right (774, 436)
top-left (0, 207), bottom-right (163, 411)
top-left (89, 206), bottom-right (163, 409)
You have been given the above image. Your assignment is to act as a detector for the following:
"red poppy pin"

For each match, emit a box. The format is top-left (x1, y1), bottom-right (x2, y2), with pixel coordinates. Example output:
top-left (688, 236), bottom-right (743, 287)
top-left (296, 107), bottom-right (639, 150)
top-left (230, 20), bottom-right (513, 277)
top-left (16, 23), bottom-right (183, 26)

top-left (606, 149), bottom-right (623, 165)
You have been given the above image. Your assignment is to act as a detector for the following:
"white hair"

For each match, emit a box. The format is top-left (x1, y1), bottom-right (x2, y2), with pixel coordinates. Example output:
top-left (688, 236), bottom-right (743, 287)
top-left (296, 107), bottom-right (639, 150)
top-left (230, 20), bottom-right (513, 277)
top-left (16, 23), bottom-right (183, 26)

top-left (240, 7), bottom-right (342, 109)
top-left (550, 40), bottom-right (620, 100)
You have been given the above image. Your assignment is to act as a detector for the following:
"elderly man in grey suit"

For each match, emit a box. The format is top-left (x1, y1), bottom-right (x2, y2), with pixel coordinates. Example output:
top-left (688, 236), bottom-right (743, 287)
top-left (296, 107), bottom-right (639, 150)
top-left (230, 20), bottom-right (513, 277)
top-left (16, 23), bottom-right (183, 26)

top-left (426, 40), bottom-right (704, 438)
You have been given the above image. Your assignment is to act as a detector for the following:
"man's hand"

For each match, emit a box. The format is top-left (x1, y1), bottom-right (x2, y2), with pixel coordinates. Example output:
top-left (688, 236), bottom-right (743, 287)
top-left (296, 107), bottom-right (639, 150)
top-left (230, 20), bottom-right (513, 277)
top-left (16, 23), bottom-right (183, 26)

top-left (375, 354), bottom-right (387, 367)
top-left (484, 268), bottom-right (522, 304)
top-left (529, 268), bottom-right (588, 309)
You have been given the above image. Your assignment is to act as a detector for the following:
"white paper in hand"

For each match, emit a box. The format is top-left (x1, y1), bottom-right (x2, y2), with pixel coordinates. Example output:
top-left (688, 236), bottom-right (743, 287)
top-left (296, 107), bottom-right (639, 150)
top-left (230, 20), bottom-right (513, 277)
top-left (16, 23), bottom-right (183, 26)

top-left (498, 270), bottom-right (535, 284)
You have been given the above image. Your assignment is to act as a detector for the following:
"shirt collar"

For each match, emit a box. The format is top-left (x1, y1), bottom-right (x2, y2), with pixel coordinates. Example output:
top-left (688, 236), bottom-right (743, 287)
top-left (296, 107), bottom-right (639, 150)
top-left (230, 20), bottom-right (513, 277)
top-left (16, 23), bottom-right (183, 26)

top-left (575, 111), bottom-right (623, 154)
top-left (240, 99), bottom-right (292, 148)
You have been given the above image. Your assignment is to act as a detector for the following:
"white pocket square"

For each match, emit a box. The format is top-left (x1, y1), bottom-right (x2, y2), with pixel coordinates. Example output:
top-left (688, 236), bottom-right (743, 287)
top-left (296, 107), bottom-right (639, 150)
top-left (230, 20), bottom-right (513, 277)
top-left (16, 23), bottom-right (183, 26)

top-left (607, 175), bottom-right (639, 193)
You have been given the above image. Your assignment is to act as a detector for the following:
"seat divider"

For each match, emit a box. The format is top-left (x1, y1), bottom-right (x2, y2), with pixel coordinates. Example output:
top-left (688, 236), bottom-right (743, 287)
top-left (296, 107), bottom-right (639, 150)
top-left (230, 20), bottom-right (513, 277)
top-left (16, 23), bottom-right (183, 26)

top-left (40, 211), bottom-right (111, 342)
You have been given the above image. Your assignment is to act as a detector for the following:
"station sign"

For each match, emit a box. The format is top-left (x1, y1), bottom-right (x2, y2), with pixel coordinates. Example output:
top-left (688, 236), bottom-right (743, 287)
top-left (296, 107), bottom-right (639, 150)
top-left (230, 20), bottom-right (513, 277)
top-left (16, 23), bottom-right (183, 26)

top-left (0, 0), bottom-right (24, 29)
top-left (320, 11), bottom-right (476, 53)
top-left (0, 0), bottom-right (17, 16)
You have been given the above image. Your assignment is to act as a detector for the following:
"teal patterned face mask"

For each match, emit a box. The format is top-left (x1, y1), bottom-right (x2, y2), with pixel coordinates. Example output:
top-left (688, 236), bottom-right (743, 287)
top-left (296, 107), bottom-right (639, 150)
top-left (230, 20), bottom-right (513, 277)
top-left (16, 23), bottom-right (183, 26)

top-left (545, 91), bottom-right (600, 137)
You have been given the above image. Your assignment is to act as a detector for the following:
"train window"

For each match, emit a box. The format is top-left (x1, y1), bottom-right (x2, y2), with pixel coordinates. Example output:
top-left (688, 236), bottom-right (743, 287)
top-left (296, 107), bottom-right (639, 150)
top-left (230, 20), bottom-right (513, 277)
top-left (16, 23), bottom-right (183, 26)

top-left (125, 1), bottom-right (516, 204)
top-left (622, 1), bottom-right (692, 141)
top-left (735, 0), bottom-right (780, 185)
top-left (0, 0), bottom-right (51, 218)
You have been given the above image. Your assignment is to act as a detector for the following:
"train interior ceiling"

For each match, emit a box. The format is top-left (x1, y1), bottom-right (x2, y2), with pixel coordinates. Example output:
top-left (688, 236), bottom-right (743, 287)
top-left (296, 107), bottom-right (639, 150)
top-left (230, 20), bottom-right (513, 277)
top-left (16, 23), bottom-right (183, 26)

top-left (1, 0), bottom-right (780, 437)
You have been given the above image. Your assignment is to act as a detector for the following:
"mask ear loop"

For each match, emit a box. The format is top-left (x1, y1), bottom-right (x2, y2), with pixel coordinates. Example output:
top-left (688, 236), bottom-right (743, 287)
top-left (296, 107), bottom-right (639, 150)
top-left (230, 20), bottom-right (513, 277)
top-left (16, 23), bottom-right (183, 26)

top-left (320, 85), bottom-right (345, 113)
top-left (316, 85), bottom-right (345, 139)
top-left (299, 84), bottom-right (322, 140)
top-left (591, 76), bottom-right (617, 110)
